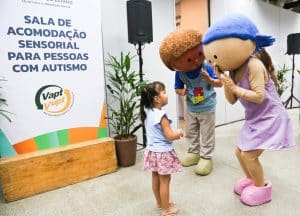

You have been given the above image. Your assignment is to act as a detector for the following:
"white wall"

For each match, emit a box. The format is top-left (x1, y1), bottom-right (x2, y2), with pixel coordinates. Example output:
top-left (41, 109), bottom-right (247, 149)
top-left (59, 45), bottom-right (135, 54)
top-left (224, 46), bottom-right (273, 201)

top-left (101, 0), bottom-right (300, 137)
top-left (101, 0), bottom-right (177, 141)
top-left (211, 0), bottom-right (300, 125)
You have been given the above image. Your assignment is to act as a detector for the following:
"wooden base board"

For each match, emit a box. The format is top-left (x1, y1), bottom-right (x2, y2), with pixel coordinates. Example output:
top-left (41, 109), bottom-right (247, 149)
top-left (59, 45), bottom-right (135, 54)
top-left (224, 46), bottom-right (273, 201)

top-left (0, 137), bottom-right (117, 202)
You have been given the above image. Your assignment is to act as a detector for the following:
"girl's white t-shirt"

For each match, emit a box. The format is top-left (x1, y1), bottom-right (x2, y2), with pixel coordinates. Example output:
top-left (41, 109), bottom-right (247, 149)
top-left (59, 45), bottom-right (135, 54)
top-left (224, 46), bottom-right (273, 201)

top-left (144, 108), bottom-right (173, 152)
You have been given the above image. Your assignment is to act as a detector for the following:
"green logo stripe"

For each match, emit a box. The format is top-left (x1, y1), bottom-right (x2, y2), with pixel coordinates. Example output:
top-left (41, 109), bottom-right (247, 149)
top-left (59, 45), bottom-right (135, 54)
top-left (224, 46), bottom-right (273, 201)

top-left (57, 129), bottom-right (69, 146)
top-left (35, 131), bottom-right (60, 150)
top-left (97, 127), bottom-right (107, 138)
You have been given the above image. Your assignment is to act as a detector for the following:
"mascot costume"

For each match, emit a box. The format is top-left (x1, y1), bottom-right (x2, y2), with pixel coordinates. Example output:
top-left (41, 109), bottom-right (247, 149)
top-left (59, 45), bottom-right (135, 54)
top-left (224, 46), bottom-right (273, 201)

top-left (202, 14), bottom-right (295, 206)
top-left (159, 28), bottom-right (222, 176)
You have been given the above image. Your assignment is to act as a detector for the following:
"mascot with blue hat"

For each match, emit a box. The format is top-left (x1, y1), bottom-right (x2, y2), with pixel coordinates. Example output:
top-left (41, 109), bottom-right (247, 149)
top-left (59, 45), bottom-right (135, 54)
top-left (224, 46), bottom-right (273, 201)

top-left (203, 14), bottom-right (295, 206)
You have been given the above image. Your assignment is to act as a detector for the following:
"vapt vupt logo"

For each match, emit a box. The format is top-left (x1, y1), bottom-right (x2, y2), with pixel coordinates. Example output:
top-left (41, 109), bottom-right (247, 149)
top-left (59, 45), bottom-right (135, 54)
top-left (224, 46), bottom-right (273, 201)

top-left (35, 85), bottom-right (73, 116)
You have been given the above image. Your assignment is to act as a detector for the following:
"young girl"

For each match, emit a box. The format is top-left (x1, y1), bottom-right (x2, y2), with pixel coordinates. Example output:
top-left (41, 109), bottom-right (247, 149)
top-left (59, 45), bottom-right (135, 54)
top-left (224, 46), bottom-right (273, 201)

top-left (141, 81), bottom-right (183, 216)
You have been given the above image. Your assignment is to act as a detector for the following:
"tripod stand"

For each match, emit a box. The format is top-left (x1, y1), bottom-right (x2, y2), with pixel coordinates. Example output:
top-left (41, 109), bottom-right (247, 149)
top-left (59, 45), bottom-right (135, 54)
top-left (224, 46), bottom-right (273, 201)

top-left (284, 54), bottom-right (300, 109)
top-left (127, 0), bottom-right (153, 150)
top-left (131, 42), bottom-right (147, 150)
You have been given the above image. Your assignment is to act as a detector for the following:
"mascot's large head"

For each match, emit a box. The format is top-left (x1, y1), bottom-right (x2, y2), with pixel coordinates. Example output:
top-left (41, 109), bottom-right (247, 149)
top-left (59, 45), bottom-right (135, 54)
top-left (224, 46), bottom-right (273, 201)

top-left (202, 13), bottom-right (275, 71)
top-left (159, 28), bottom-right (203, 72)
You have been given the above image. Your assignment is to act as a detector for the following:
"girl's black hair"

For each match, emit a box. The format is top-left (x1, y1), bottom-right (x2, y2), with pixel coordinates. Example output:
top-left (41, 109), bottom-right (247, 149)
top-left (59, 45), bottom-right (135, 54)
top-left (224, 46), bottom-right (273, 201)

top-left (140, 81), bottom-right (165, 123)
top-left (254, 48), bottom-right (275, 74)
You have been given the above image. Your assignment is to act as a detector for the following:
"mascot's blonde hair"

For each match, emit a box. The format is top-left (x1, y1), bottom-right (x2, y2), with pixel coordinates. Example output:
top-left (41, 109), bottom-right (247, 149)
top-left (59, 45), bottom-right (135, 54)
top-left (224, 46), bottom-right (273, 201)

top-left (159, 28), bottom-right (202, 70)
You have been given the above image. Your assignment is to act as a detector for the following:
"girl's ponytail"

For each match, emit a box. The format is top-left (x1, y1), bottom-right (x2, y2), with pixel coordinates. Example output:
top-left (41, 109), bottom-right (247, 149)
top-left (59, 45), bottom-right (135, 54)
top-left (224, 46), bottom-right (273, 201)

top-left (140, 87), bottom-right (150, 123)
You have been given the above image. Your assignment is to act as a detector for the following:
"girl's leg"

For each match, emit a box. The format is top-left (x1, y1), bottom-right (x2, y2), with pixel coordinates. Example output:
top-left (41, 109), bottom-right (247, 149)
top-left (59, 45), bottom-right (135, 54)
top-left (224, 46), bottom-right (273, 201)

top-left (152, 172), bottom-right (161, 207)
top-left (159, 174), bottom-right (171, 210)
top-left (235, 147), bottom-right (251, 178)
top-left (156, 174), bottom-right (175, 209)
top-left (241, 149), bottom-right (264, 187)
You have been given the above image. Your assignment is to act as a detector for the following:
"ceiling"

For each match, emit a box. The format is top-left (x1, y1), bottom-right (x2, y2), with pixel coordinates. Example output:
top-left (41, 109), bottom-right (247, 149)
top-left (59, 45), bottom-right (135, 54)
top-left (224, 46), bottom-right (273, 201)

top-left (263, 0), bottom-right (300, 13)
top-left (175, 0), bottom-right (300, 13)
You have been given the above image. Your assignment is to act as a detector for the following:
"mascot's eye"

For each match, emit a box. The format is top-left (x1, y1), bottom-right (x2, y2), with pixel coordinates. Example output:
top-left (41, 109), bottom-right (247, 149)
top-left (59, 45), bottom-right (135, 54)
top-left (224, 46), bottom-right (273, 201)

top-left (208, 60), bottom-right (212, 64)
top-left (213, 55), bottom-right (218, 59)
top-left (187, 58), bottom-right (192, 62)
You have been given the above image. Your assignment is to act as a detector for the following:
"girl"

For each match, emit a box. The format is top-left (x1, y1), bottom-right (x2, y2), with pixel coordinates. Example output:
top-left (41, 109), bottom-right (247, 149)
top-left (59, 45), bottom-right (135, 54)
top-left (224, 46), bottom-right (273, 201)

top-left (141, 81), bottom-right (183, 216)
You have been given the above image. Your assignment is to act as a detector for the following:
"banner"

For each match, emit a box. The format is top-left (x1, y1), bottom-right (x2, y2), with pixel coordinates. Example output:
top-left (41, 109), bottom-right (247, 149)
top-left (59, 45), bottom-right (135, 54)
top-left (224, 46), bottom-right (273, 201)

top-left (0, 0), bottom-right (107, 157)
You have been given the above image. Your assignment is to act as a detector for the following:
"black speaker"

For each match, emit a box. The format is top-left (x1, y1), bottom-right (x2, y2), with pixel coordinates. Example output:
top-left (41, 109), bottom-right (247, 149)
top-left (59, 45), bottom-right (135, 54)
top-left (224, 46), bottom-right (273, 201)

top-left (127, 0), bottom-right (153, 45)
top-left (287, 33), bottom-right (300, 55)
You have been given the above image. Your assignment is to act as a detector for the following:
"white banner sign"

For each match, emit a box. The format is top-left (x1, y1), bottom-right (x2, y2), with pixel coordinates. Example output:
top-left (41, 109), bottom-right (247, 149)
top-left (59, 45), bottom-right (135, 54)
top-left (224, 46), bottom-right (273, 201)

top-left (0, 0), bottom-right (107, 157)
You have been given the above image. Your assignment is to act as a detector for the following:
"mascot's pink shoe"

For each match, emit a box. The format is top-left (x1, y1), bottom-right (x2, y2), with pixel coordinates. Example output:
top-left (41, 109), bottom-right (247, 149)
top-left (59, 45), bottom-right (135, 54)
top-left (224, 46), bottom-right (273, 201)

top-left (234, 178), bottom-right (254, 195)
top-left (240, 181), bottom-right (272, 206)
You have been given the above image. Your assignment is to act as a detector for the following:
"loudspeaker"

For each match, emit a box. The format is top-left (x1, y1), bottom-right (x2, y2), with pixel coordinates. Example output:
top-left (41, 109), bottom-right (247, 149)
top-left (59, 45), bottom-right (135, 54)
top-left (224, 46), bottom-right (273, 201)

top-left (287, 33), bottom-right (300, 55)
top-left (127, 0), bottom-right (153, 45)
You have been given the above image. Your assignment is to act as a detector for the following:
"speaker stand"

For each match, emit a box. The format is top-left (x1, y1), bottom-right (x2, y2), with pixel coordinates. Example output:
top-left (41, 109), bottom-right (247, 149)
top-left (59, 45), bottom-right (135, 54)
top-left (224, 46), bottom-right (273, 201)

top-left (284, 54), bottom-right (300, 109)
top-left (132, 42), bottom-right (147, 151)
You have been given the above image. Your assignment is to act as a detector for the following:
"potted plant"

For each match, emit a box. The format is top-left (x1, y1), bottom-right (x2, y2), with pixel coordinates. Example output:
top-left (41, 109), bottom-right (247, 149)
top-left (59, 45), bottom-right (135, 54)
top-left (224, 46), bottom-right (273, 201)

top-left (277, 64), bottom-right (290, 96)
top-left (105, 52), bottom-right (145, 167)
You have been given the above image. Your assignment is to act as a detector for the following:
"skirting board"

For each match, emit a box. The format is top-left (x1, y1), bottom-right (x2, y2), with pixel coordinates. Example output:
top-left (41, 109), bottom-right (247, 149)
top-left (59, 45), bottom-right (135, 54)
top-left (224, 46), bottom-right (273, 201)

top-left (0, 137), bottom-right (117, 202)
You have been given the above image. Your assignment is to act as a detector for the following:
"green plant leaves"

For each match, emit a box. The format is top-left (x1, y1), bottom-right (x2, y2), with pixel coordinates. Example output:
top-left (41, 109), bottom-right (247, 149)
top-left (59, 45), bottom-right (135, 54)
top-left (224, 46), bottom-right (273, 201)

top-left (277, 64), bottom-right (291, 96)
top-left (105, 52), bottom-right (145, 137)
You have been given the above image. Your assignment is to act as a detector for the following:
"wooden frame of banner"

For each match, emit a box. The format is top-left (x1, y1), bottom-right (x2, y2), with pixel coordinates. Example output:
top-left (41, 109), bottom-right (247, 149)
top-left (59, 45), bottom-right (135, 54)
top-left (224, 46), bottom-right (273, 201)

top-left (0, 137), bottom-right (117, 202)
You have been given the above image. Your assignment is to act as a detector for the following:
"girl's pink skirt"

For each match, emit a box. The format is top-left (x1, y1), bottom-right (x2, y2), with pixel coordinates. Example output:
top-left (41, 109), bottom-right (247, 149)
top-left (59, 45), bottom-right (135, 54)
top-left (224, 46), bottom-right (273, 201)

top-left (143, 149), bottom-right (182, 175)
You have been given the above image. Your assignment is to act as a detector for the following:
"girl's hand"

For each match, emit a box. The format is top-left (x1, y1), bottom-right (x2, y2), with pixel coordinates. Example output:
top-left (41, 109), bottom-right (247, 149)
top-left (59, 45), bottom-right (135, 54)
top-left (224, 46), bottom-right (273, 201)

top-left (177, 129), bottom-right (184, 138)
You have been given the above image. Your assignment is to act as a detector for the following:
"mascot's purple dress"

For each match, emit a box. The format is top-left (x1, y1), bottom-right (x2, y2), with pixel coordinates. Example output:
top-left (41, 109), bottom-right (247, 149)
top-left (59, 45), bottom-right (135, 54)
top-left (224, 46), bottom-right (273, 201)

top-left (202, 13), bottom-right (295, 152)
top-left (202, 13), bottom-right (296, 207)
top-left (237, 60), bottom-right (295, 151)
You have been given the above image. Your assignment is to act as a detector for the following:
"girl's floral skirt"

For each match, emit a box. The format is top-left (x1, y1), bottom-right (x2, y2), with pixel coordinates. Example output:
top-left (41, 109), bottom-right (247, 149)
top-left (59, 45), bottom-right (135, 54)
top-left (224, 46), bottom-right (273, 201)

top-left (143, 149), bottom-right (182, 175)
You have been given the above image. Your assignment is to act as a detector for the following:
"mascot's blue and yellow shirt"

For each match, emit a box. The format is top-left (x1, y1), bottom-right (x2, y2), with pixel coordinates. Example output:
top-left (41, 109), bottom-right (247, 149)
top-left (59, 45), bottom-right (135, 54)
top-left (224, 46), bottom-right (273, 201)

top-left (174, 61), bottom-right (216, 113)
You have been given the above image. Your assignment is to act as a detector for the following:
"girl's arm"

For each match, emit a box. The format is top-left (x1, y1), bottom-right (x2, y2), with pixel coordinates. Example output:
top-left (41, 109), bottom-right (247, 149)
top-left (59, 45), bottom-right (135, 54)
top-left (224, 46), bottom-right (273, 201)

top-left (160, 116), bottom-right (183, 141)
